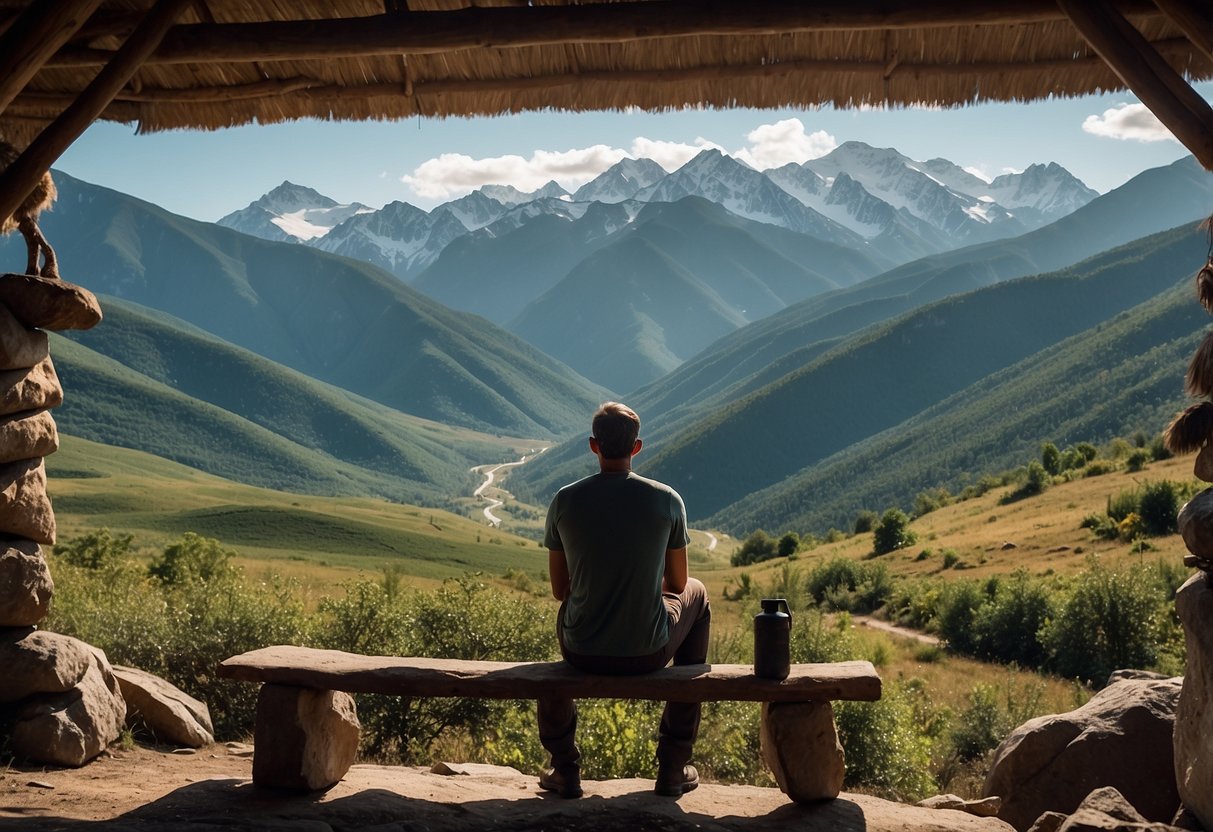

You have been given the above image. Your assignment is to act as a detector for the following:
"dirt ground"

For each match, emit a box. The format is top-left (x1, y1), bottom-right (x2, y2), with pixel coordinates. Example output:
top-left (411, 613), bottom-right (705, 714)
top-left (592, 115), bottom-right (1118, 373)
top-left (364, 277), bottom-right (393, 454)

top-left (0, 743), bottom-right (1007, 832)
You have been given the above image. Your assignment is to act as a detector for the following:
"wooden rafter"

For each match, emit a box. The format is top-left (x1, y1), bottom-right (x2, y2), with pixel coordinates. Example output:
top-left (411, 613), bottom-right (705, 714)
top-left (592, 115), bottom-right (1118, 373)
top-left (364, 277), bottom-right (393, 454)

top-left (0, 0), bottom-right (191, 227)
top-left (0, 0), bottom-right (104, 116)
top-left (42, 0), bottom-right (1162, 67)
top-left (1153, 0), bottom-right (1213, 62)
top-left (1060, 0), bottom-right (1213, 170)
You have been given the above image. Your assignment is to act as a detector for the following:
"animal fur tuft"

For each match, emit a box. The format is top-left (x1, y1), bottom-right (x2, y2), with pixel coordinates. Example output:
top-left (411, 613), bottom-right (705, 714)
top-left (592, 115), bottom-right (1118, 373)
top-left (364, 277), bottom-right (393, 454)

top-left (1198, 263), bottom-right (1213, 315)
top-left (1187, 331), bottom-right (1213, 397)
top-left (1164, 402), bottom-right (1213, 454)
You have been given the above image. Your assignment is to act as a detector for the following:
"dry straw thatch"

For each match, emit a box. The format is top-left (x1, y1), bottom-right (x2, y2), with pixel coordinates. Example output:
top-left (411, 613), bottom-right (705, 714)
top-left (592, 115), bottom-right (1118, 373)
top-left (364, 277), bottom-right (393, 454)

top-left (1, 0), bottom-right (1211, 143)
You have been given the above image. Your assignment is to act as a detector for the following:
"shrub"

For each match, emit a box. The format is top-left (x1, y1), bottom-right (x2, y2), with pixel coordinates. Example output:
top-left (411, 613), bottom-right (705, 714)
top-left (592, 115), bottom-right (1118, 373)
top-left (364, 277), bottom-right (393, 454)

top-left (935, 581), bottom-right (983, 654)
top-left (914, 488), bottom-right (951, 517)
top-left (1126, 449), bottom-right (1150, 472)
top-left (1041, 442), bottom-right (1062, 475)
top-left (1076, 442), bottom-right (1098, 462)
top-left (53, 527), bottom-right (134, 570)
top-left (1041, 560), bottom-right (1176, 684)
top-left (731, 530), bottom-right (780, 566)
top-left (853, 510), bottom-right (878, 535)
top-left (941, 549), bottom-right (961, 569)
top-left (777, 532), bottom-right (800, 558)
top-left (836, 680), bottom-right (938, 800)
top-left (806, 558), bottom-right (892, 614)
top-left (873, 509), bottom-right (916, 555)
top-left (1137, 480), bottom-right (1182, 537)
top-left (973, 570), bottom-right (1053, 666)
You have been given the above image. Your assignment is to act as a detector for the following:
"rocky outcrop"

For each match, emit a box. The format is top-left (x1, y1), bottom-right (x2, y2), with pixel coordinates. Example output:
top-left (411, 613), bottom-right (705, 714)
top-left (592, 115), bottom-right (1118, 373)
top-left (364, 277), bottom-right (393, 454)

top-left (1174, 573), bottom-right (1213, 830)
top-left (1050, 786), bottom-right (1184, 832)
top-left (983, 678), bottom-right (1182, 830)
top-left (113, 665), bottom-right (214, 748)
top-left (252, 685), bottom-right (360, 791)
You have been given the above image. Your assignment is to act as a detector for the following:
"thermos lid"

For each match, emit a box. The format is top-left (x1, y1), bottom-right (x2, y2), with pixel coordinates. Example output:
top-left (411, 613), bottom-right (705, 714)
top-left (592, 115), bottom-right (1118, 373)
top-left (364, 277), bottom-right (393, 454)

top-left (759, 597), bottom-right (789, 615)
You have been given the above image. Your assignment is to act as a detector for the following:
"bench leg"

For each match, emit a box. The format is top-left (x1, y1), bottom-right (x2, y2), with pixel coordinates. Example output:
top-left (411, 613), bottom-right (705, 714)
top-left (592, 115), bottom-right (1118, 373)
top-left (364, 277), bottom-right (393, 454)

top-left (252, 684), bottom-right (361, 792)
top-left (760, 701), bottom-right (845, 803)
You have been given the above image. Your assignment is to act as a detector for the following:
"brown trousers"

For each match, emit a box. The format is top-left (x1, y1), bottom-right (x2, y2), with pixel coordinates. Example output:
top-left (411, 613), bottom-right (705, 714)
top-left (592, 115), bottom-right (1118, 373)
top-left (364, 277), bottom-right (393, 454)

top-left (537, 577), bottom-right (711, 771)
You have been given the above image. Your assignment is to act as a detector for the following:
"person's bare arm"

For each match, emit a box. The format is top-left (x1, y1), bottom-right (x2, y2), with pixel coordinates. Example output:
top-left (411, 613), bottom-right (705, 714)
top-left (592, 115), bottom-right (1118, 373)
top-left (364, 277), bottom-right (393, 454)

top-left (549, 549), bottom-right (570, 601)
top-left (663, 547), bottom-right (688, 594)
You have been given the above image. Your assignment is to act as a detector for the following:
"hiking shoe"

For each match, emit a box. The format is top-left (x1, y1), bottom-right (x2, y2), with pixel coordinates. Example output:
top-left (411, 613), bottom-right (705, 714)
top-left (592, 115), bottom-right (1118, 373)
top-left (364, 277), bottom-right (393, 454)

top-left (655, 764), bottom-right (699, 796)
top-left (538, 767), bottom-right (583, 798)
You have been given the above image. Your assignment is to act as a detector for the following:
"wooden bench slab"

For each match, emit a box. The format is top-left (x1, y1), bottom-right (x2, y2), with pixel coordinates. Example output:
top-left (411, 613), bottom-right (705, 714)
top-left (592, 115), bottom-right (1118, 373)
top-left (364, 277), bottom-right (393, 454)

top-left (218, 646), bottom-right (881, 703)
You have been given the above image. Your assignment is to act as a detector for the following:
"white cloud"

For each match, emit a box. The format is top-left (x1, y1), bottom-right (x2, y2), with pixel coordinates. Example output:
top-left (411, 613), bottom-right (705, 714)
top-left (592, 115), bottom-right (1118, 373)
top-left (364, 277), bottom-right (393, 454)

top-left (1082, 103), bottom-right (1176, 143)
top-left (733, 118), bottom-right (837, 169)
top-left (629, 136), bottom-right (724, 171)
top-left (402, 144), bottom-right (627, 200)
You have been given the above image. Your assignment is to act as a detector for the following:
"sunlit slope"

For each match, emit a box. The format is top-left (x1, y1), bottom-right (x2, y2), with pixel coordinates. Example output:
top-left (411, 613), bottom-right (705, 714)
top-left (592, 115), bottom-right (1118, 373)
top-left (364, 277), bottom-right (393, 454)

top-left (50, 298), bottom-right (543, 504)
top-left (46, 435), bottom-right (544, 583)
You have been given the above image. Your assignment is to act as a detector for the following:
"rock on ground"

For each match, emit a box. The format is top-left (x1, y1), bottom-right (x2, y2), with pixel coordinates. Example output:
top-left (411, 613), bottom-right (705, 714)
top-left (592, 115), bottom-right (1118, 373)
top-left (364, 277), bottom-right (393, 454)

top-left (1054, 786), bottom-right (1181, 832)
top-left (0, 628), bottom-right (92, 704)
top-left (983, 678), bottom-right (1182, 830)
top-left (113, 666), bottom-right (214, 749)
top-left (252, 685), bottom-right (359, 791)
top-left (0, 748), bottom-right (1016, 832)
top-left (9, 645), bottom-right (126, 767)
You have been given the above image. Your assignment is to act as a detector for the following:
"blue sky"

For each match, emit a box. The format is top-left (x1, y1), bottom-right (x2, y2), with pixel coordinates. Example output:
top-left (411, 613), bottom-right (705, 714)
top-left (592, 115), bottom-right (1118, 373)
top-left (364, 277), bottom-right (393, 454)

top-left (56, 83), bottom-right (1212, 222)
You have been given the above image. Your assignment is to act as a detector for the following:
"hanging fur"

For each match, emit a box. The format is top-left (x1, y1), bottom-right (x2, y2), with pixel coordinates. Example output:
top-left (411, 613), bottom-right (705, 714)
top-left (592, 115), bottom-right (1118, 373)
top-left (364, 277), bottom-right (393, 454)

top-left (1199, 214), bottom-right (1213, 314)
top-left (1164, 401), bottom-right (1213, 454)
top-left (1187, 330), bottom-right (1213, 397)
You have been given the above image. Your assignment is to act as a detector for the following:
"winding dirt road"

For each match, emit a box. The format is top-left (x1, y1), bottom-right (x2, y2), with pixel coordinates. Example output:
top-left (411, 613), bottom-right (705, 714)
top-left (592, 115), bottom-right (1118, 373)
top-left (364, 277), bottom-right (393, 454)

top-left (471, 448), bottom-right (547, 527)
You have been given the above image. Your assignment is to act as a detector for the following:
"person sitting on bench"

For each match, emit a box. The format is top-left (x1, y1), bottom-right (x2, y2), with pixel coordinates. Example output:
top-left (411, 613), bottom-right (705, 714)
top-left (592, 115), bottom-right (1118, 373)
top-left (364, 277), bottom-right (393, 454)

top-left (537, 401), bottom-right (711, 799)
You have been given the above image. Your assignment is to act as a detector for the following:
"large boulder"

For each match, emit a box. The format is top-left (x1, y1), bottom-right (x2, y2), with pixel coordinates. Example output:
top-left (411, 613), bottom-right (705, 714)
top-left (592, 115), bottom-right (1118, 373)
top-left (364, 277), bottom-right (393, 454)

top-left (252, 685), bottom-right (360, 791)
top-left (0, 457), bottom-right (55, 543)
top-left (0, 628), bottom-right (92, 704)
top-left (113, 665), bottom-right (214, 748)
top-left (1174, 573), bottom-right (1213, 830)
top-left (984, 678), bottom-right (1182, 830)
top-left (1054, 786), bottom-right (1179, 832)
top-left (8, 644), bottom-right (126, 767)
top-left (0, 538), bottom-right (51, 626)
top-left (0, 357), bottom-right (61, 417)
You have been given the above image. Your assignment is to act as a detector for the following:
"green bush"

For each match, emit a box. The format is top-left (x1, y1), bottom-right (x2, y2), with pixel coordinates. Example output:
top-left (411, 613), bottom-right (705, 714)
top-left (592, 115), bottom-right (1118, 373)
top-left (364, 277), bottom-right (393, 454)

top-left (1137, 480), bottom-right (1182, 537)
top-left (1041, 560), bottom-right (1179, 684)
top-left (53, 527), bottom-right (134, 570)
top-left (873, 509), bottom-right (916, 555)
top-left (731, 530), bottom-right (780, 566)
top-left (853, 510), bottom-right (878, 534)
top-left (973, 570), bottom-right (1053, 666)
top-left (1041, 443), bottom-right (1062, 475)
top-left (1126, 449), bottom-right (1150, 472)
top-left (836, 680), bottom-right (938, 801)
top-left (805, 557), bottom-right (892, 614)
top-left (935, 581), bottom-right (983, 654)
top-left (777, 532), bottom-right (800, 558)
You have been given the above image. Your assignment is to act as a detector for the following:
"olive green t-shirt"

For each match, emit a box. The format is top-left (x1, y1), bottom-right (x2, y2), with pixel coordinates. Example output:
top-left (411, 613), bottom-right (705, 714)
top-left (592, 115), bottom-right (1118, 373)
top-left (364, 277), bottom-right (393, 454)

top-left (544, 470), bottom-right (690, 657)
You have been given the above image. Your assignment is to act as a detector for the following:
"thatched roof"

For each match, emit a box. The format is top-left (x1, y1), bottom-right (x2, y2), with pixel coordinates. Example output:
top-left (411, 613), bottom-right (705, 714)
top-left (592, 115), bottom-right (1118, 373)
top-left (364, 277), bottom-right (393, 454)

top-left (2, 0), bottom-right (1211, 142)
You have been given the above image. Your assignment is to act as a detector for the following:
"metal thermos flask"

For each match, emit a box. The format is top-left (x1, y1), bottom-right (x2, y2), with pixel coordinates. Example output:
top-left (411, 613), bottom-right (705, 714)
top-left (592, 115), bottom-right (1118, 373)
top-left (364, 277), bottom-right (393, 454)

top-left (754, 598), bottom-right (792, 680)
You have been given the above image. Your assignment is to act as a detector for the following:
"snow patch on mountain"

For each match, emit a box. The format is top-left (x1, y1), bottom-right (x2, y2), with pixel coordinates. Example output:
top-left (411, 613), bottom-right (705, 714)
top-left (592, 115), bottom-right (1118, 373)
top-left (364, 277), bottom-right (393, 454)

top-left (573, 158), bottom-right (668, 203)
top-left (217, 181), bottom-right (370, 243)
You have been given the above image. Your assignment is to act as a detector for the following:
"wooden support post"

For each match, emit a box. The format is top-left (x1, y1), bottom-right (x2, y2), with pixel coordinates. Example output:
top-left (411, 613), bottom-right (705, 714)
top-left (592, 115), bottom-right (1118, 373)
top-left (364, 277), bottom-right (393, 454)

top-left (0, 0), bottom-right (191, 230)
top-left (0, 0), bottom-right (104, 116)
top-left (1060, 0), bottom-right (1213, 170)
top-left (1153, 0), bottom-right (1213, 63)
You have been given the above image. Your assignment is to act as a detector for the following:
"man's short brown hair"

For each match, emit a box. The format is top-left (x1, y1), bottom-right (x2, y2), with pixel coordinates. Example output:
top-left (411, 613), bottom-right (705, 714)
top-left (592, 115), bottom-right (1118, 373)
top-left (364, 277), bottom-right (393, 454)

top-left (592, 402), bottom-right (641, 459)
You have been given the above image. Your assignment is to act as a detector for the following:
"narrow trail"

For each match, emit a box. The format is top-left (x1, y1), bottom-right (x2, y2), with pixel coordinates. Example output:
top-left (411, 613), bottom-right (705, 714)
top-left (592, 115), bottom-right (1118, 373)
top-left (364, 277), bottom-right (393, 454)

top-left (851, 615), bottom-right (941, 646)
top-left (470, 447), bottom-right (547, 527)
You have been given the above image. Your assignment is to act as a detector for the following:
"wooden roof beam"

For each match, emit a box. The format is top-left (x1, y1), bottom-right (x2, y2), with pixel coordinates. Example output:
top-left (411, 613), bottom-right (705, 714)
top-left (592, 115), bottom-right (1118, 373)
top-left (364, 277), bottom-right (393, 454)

top-left (0, 0), bottom-right (192, 230)
top-left (1059, 0), bottom-right (1213, 170)
top-left (1153, 0), bottom-right (1213, 62)
top-left (0, 0), bottom-right (104, 117)
top-left (43, 0), bottom-right (1162, 67)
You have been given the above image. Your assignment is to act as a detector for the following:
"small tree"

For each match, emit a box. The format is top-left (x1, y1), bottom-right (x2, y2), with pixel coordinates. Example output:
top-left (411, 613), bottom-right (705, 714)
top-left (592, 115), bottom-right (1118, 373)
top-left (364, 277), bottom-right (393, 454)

top-left (853, 510), bottom-right (878, 534)
top-left (731, 530), bottom-right (779, 566)
top-left (1040, 442), bottom-right (1062, 476)
top-left (873, 509), bottom-right (916, 555)
top-left (777, 532), bottom-right (800, 558)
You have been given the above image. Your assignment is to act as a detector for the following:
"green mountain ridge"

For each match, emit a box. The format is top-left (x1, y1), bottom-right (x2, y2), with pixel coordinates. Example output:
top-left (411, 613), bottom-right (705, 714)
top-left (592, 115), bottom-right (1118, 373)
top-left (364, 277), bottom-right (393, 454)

top-left (10, 172), bottom-right (606, 437)
top-left (49, 298), bottom-right (525, 505)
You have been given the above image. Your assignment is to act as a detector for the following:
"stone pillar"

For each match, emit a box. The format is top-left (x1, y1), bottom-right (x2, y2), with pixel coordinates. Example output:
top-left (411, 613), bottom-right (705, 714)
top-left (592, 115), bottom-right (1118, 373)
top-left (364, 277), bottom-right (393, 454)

top-left (760, 700), bottom-right (845, 803)
top-left (252, 684), bottom-right (360, 791)
top-left (0, 273), bottom-right (124, 767)
top-left (1174, 573), bottom-right (1213, 830)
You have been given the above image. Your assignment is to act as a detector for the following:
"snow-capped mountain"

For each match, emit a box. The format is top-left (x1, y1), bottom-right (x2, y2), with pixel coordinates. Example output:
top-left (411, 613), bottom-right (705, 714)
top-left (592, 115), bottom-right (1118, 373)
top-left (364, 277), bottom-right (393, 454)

top-left (439, 190), bottom-right (510, 231)
top-left (216, 181), bottom-right (371, 243)
top-left (572, 158), bottom-right (668, 203)
top-left (310, 200), bottom-right (470, 281)
top-left (480, 180), bottom-right (570, 206)
top-left (982, 162), bottom-right (1100, 222)
top-left (635, 149), bottom-right (864, 247)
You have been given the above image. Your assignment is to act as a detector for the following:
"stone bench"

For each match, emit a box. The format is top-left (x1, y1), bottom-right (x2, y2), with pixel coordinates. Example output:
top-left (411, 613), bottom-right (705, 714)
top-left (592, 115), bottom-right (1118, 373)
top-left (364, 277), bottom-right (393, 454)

top-left (217, 645), bottom-right (882, 802)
